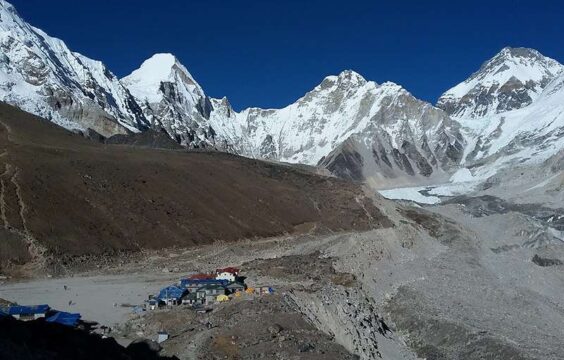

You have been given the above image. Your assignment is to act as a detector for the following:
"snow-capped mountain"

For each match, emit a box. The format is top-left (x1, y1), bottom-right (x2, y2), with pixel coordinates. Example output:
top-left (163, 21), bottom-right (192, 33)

top-left (0, 0), bottom-right (147, 137)
top-left (438, 47), bottom-right (563, 119)
top-left (122, 58), bottom-right (464, 185)
top-left (1, 0), bottom-right (563, 189)
top-left (122, 53), bottom-right (231, 149)
top-left (437, 47), bottom-right (564, 179)
top-left (227, 71), bottom-right (464, 185)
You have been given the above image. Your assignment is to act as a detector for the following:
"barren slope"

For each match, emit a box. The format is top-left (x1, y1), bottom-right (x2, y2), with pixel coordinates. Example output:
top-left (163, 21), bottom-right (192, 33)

top-left (0, 102), bottom-right (390, 275)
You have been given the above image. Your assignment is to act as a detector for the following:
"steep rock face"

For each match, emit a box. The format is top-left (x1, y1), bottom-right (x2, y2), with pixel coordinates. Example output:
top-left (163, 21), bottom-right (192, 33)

top-left (437, 47), bottom-right (564, 179)
top-left (122, 53), bottom-right (230, 149)
top-left (0, 0), bottom-right (465, 186)
top-left (437, 47), bottom-right (563, 119)
top-left (0, 0), bottom-right (148, 137)
top-left (316, 82), bottom-right (464, 186)
top-left (4, 0), bottom-right (562, 188)
top-left (123, 63), bottom-right (464, 184)
top-left (471, 72), bottom-right (564, 177)
top-left (230, 71), bottom-right (464, 185)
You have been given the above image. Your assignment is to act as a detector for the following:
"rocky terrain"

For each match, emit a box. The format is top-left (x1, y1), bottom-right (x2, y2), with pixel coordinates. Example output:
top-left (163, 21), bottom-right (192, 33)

top-left (5, 190), bottom-right (562, 359)
top-left (0, 1), bottom-right (563, 359)
top-left (124, 294), bottom-right (357, 360)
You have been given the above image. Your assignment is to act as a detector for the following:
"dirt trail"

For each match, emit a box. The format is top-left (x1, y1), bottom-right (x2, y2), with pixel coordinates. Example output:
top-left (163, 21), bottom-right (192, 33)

top-left (0, 117), bottom-right (47, 273)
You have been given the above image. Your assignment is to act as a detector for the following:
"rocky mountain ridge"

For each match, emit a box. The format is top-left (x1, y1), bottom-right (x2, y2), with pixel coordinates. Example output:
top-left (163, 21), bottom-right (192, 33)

top-left (1, 0), bottom-right (562, 188)
top-left (437, 47), bottom-right (564, 180)
top-left (0, 0), bottom-right (148, 137)
top-left (437, 47), bottom-right (563, 118)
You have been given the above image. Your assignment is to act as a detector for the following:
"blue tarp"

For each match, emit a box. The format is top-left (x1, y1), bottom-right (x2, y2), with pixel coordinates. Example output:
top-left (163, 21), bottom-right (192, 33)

top-left (46, 311), bottom-right (81, 327)
top-left (2, 305), bottom-right (50, 316)
top-left (157, 285), bottom-right (186, 301)
top-left (0, 308), bottom-right (7, 317)
top-left (179, 279), bottom-right (229, 288)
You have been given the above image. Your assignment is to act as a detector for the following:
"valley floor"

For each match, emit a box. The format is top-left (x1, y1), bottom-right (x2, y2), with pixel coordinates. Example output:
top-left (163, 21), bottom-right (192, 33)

top-left (2, 190), bottom-right (564, 359)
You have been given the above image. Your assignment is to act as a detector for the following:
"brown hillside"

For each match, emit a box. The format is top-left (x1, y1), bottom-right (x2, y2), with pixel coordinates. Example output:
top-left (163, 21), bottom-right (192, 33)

top-left (0, 103), bottom-right (390, 274)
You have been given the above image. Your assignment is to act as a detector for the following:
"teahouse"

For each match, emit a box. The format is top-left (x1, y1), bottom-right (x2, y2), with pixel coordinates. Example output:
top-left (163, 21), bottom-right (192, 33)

top-left (215, 267), bottom-right (240, 282)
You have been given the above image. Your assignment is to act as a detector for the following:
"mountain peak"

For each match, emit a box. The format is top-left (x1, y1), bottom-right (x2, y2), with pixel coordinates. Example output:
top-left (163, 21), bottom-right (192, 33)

top-left (125, 53), bottom-right (184, 83)
top-left (337, 69), bottom-right (367, 85)
top-left (498, 46), bottom-right (545, 59)
top-left (482, 47), bottom-right (561, 74)
top-left (147, 52), bottom-right (178, 65)
top-left (318, 70), bottom-right (368, 91)
top-left (470, 47), bottom-right (562, 85)
top-left (123, 53), bottom-right (203, 104)
top-left (438, 47), bottom-right (564, 117)
top-left (0, 0), bottom-right (16, 13)
top-left (0, 0), bottom-right (148, 136)
top-left (0, 0), bottom-right (27, 31)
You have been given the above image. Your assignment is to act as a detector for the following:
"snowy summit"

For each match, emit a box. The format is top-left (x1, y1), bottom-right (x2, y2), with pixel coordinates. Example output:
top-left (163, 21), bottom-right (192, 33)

top-left (122, 53), bottom-right (203, 104)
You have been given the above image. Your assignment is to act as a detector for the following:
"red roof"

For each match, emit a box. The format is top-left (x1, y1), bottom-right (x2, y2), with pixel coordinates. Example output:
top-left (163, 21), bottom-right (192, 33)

top-left (216, 267), bottom-right (239, 275)
top-left (188, 273), bottom-right (215, 280)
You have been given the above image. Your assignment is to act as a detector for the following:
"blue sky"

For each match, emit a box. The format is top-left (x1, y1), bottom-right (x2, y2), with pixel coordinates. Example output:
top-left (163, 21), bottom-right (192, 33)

top-left (10, 0), bottom-right (564, 111)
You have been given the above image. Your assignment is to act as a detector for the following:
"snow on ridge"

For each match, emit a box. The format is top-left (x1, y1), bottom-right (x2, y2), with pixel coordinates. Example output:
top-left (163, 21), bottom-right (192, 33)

top-left (379, 187), bottom-right (441, 205)
top-left (433, 46), bottom-right (564, 183)
top-left (0, 0), bottom-right (560, 190)
top-left (0, 0), bottom-right (148, 135)
top-left (441, 47), bottom-right (564, 101)
top-left (449, 69), bottom-right (564, 182)
top-left (125, 53), bottom-right (179, 84)
top-left (450, 168), bottom-right (474, 183)
top-left (0, 0), bottom-right (456, 173)
top-left (122, 53), bottom-right (204, 104)
top-left (224, 71), bottom-right (415, 165)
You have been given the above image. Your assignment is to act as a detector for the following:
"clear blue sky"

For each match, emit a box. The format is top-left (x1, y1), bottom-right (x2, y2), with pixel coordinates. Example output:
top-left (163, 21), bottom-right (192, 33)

top-left (10, 0), bottom-right (564, 111)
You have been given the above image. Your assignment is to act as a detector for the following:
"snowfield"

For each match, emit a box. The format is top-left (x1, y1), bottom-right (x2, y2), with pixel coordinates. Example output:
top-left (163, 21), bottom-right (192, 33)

top-left (378, 187), bottom-right (441, 204)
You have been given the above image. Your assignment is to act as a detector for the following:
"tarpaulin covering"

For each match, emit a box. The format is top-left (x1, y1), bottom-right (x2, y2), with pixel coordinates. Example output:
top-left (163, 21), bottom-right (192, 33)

top-left (46, 311), bottom-right (81, 327)
top-left (157, 286), bottom-right (186, 301)
top-left (1, 305), bottom-right (50, 316)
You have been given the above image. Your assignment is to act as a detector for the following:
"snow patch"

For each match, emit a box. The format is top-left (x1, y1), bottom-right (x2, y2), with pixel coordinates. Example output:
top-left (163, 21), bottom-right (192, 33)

top-left (378, 187), bottom-right (441, 205)
top-left (450, 168), bottom-right (474, 183)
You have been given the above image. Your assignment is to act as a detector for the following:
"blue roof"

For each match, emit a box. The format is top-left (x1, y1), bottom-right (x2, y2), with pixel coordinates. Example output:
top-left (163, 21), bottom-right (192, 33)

top-left (157, 285), bottom-right (186, 301)
top-left (180, 278), bottom-right (229, 287)
top-left (1, 305), bottom-right (50, 316)
top-left (46, 311), bottom-right (81, 327)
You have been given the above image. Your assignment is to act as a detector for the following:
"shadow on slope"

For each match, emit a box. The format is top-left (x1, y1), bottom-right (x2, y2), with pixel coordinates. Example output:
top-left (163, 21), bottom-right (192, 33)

top-left (0, 316), bottom-right (177, 360)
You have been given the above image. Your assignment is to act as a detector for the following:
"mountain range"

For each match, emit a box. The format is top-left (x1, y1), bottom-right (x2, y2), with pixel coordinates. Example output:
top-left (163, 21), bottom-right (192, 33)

top-left (0, 0), bottom-right (562, 188)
